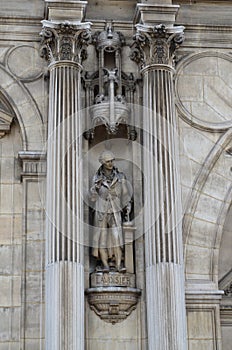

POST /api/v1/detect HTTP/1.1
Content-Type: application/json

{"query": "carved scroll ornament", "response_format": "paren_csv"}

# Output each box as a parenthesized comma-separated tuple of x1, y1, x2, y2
(40, 20, 91, 64)
(130, 24, 184, 68)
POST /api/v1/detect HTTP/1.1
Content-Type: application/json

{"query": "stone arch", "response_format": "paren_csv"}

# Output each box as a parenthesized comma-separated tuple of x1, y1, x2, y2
(218, 201, 232, 288)
(0, 64, 44, 151)
(183, 128, 232, 287)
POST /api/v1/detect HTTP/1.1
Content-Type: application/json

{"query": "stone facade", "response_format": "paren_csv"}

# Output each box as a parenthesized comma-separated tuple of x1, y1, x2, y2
(0, 1, 232, 350)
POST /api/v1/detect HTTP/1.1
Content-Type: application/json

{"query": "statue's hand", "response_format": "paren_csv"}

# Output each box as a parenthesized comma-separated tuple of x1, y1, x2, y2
(126, 202, 131, 215)
(90, 186, 98, 201)
(94, 178, 102, 190)
(124, 203, 131, 221)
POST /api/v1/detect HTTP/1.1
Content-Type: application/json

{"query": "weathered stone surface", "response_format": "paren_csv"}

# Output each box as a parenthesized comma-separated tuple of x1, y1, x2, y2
(91, 272, 136, 288)
(176, 54, 232, 129)
(0, 1, 232, 350)
(0, 0, 44, 17)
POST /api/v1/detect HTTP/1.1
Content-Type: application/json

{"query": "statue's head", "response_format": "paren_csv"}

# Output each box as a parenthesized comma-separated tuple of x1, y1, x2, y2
(99, 151, 115, 165)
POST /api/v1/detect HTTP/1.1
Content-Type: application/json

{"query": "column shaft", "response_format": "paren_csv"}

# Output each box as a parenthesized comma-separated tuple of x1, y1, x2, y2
(46, 61, 84, 350)
(142, 65, 187, 350)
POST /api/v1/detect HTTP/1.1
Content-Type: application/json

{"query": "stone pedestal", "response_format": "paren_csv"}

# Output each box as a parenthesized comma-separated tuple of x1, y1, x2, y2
(86, 222, 140, 325)
(91, 271, 136, 288)
(86, 271, 141, 324)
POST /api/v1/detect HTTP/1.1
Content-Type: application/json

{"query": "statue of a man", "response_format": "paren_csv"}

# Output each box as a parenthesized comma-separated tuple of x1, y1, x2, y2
(90, 151, 132, 273)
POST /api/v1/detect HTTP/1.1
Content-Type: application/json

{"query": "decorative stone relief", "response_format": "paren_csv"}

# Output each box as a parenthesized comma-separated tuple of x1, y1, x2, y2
(40, 20, 91, 64)
(130, 23, 184, 68)
(175, 52, 232, 132)
(0, 93, 15, 138)
(219, 269, 232, 298)
(86, 287, 141, 324)
(83, 21, 137, 139)
(6, 45, 44, 81)
(224, 284, 232, 297)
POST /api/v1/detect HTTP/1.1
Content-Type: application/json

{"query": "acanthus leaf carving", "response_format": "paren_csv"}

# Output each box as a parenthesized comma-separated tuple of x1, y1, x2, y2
(40, 20, 91, 64)
(130, 24, 185, 68)
(224, 283, 232, 297)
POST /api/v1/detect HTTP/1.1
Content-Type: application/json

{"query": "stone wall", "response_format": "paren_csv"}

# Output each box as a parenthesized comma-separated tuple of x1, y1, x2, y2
(0, 1, 231, 349)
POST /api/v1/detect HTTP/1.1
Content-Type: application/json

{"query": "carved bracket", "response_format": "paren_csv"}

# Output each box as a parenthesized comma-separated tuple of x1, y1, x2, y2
(86, 286, 141, 324)
(18, 151, 46, 178)
(88, 100, 130, 135)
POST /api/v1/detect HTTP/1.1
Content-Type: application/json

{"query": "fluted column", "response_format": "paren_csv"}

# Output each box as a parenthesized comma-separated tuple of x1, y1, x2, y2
(131, 18, 187, 350)
(40, 18, 91, 350)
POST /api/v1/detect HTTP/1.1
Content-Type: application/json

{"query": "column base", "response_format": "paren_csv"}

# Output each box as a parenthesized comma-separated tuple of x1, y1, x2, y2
(46, 261, 84, 350)
(146, 263, 187, 350)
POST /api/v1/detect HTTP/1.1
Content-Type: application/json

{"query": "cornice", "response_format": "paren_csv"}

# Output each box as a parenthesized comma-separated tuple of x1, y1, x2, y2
(86, 20, 134, 31)
(174, 0, 232, 4)
(0, 15, 231, 44)
(184, 24, 232, 31)
(175, 24, 232, 49)
(0, 16, 43, 42)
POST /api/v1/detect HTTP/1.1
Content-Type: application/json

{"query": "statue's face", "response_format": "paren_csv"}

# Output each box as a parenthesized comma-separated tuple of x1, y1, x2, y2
(103, 159, 114, 171)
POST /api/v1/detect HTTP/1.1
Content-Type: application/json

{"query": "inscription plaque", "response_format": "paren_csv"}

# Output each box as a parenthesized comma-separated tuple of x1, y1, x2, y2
(91, 272, 136, 288)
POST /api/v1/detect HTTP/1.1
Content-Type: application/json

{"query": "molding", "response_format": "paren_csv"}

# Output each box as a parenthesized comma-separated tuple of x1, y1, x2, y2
(220, 306, 232, 326)
(219, 269, 232, 296)
(134, 4, 180, 26)
(183, 24, 232, 31)
(180, 25, 232, 49)
(140, 63, 175, 74)
(87, 20, 133, 31)
(0, 16, 42, 42)
(45, 0, 88, 22)
(219, 270, 232, 326)
(174, 1, 232, 3)
(18, 151, 46, 178)
(48, 60, 82, 70)
(186, 290, 224, 301)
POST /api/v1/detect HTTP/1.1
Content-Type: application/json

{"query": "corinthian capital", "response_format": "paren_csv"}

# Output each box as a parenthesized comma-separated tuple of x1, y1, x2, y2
(130, 24, 184, 68)
(40, 20, 91, 64)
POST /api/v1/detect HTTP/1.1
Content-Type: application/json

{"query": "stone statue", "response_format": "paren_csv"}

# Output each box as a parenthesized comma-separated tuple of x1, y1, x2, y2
(90, 151, 132, 273)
